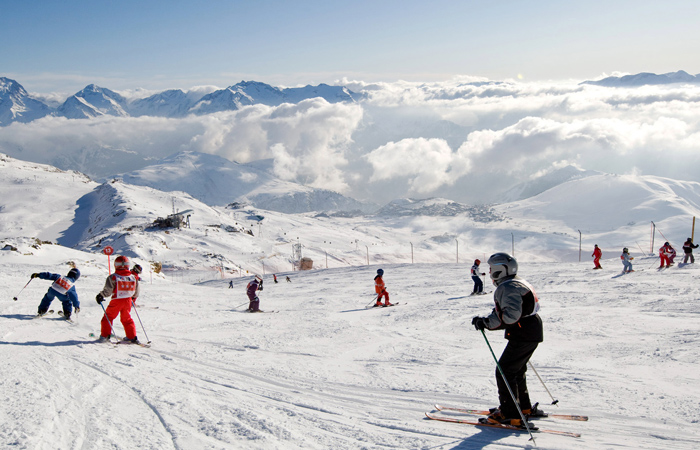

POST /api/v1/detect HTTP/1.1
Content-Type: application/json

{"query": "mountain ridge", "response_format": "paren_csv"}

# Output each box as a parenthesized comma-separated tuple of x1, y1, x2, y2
(0, 77, 359, 125)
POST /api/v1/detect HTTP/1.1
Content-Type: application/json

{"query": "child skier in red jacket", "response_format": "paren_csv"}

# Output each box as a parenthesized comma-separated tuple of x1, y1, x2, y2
(374, 269, 392, 307)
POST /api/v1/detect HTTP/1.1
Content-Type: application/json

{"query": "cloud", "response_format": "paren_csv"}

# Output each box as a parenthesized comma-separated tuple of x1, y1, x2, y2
(3, 78, 700, 205)
(365, 138, 459, 194)
(0, 98, 363, 191)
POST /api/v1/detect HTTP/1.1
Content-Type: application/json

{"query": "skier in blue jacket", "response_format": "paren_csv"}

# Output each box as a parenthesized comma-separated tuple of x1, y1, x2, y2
(32, 268, 81, 319)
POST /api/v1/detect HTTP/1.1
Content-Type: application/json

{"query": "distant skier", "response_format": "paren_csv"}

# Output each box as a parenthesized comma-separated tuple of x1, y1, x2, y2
(228, 280, 234, 289)
(286, 276, 291, 282)
(273, 274, 278, 283)
(96, 255, 142, 344)
(621, 248, 634, 273)
(471, 253, 544, 427)
(374, 268, 392, 307)
(470, 259, 486, 295)
(659, 243, 672, 268)
(667, 243, 677, 265)
(682, 237, 698, 264)
(32, 268, 81, 320)
(592, 244, 602, 269)
(246, 275, 263, 312)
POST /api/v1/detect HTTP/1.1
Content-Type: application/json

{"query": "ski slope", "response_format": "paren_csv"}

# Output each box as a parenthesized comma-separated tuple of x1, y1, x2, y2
(1, 239, 699, 449)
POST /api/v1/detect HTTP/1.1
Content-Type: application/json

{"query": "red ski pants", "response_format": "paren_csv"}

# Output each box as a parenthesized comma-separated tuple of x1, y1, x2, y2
(101, 297, 137, 339)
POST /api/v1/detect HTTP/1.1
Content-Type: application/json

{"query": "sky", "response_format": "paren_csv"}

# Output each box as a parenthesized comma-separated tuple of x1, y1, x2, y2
(3, 0, 700, 94)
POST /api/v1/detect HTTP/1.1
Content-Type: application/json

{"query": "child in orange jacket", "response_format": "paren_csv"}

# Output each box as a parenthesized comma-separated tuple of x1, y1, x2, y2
(374, 268, 392, 307)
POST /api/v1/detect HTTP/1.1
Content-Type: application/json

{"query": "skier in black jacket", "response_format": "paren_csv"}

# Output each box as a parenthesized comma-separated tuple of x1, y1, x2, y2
(472, 253, 543, 427)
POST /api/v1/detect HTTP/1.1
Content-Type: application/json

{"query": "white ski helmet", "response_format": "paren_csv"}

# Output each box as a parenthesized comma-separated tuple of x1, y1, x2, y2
(487, 252, 518, 281)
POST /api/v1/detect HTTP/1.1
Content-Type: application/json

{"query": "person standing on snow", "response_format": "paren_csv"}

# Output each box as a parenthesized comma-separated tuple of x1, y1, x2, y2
(32, 268, 81, 320)
(682, 238, 698, 264)
(667, 243, 677, 265)
(96, 255, 141, 344)
(471, 259, 486, 295)
(592, 244, 602, 269)
(659, 243, 672, 268)
(471, 253, 544, 427)
(621, 248, 634, 273)
(374, 268, 392, 307)
(246, 275, 263, 312)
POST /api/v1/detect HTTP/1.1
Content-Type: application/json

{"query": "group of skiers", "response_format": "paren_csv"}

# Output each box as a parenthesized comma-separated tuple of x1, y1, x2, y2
(591, 237, 698, 272)
(31, 256, 145, 345)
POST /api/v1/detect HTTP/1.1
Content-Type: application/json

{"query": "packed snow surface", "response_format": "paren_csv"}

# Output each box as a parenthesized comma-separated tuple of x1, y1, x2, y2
(1, 241, 699, 449)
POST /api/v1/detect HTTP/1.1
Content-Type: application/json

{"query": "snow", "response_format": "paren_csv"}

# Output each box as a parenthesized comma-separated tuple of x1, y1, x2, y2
(1, 153, 700, 449)
(2, 245, 700, 449)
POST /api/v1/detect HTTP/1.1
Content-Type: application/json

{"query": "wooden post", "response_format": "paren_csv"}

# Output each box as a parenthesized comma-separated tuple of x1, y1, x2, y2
(693, 216, 696, 241)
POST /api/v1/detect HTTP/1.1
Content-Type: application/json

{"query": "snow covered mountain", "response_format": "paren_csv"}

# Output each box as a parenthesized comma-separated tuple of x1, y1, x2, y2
(581, 70, 700, 87)
(502, 165, 602, 202)
(119, 151, 376, 214)
(189, 81, 357, 115)
(0, 77, 358, 125)
(0, 77, 359, 125)
(0, 77, 52, 125)
(129, 89, 195, 117)
(56, 84, 130, 119)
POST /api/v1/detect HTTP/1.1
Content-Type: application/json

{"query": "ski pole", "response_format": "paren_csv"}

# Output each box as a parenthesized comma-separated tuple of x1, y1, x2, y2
(480, 329, 537, 444)
(366, 295, 379, 308)
(235, 300, 250, 309)
(13, 278, 33, 301)
(528, 361, 558, 406)
(99, 302, 119, 338)
(130, 299, 151, 344)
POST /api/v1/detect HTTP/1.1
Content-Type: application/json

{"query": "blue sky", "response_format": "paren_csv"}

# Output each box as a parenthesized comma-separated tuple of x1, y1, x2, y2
(2, 0, 700, 93)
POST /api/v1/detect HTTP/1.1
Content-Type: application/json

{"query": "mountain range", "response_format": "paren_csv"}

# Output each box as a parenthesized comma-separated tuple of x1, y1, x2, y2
(3, 70, 700, 126)
(580, 70, 700, 87)
(0, 77, 357, 125)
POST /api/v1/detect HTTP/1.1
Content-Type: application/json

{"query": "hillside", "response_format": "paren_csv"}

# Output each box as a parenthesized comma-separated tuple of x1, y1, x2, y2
(2, 153, 700, 280)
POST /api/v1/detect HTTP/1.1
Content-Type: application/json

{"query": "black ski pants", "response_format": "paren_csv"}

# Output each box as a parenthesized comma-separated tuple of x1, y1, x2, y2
(496, 340, 539, 418)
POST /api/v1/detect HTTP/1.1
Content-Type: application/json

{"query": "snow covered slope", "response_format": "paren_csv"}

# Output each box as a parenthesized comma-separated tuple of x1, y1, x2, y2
(0, 240, 698, 449)
(0, 154, 96, 240)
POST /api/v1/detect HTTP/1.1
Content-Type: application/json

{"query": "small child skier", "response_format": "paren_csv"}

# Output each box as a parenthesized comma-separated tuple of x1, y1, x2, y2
(592, 244, 602, 269)
(246, 275, 263, 312)
(32, 268, 81, 320)
(621, 248, 634, 273)
(96, 255, 141, 344)
(374, 268, 392, 307)
(659, 243, 672, 268)
(471, 259, 486, 295)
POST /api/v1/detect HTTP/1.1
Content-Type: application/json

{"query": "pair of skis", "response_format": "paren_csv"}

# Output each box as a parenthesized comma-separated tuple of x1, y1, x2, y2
(365, 302, 402, 310)
(89, 332, 151, 348)
(426, 404, 585, 438)
(34, 310, 76, 323)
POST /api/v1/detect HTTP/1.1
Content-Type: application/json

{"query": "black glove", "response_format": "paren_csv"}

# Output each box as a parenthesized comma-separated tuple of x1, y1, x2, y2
(31, 273, 40, 279)
(472, 316, 487, 331)
(96, 293, 105, 304)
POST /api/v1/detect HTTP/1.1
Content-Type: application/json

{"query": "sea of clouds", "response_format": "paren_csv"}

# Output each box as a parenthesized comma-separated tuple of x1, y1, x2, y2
(2, 77, 699, 204)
